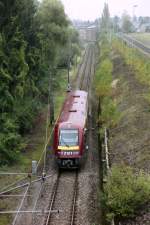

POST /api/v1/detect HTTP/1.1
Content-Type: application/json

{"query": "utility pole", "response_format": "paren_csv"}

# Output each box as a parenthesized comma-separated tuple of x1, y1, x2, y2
(49, 67, 54, 124)
(67, 35, 72, 92)
(67, 58, 71, 92)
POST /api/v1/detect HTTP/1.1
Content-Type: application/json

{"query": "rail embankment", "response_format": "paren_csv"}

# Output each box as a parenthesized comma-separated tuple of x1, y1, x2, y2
(94, 37, 150, 225)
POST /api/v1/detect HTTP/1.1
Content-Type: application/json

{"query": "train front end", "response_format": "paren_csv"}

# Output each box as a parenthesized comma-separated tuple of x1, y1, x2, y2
(54, 125, 84, 168)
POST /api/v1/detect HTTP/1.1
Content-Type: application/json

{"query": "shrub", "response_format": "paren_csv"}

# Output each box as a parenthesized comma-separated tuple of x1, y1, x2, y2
(94, 55, 121, 128)
(101, 97, 120, 127)
(103, 165, 150, 221)
(95, 59, 113, 98)
(0, 116, 22, 165)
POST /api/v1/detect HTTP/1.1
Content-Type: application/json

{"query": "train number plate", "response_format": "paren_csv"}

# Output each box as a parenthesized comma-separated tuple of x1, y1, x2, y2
(59, 151, 79, 156)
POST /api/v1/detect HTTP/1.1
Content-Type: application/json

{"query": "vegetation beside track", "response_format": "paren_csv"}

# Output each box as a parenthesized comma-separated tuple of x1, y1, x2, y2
(103, 166, 150, 222)
(0, 61, 79, 225)
(94, 34, 150, 224)
(113, 37, 150, 86)
(0, 0, 81, 166)
(0, 2, 81, 223)
(94, 39, 121, 133)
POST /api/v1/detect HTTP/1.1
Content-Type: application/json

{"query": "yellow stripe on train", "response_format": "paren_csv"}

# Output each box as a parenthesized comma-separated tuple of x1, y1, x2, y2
(58, 146, 79, 151)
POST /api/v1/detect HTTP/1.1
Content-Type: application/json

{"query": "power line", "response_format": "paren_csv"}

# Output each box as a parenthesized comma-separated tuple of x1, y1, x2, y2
(12, 184, 30, 225)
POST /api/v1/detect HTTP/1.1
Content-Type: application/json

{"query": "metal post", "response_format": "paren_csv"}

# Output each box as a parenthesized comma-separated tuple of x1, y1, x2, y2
(67, 59, 71, 92)
(49, 68, 54, 124)
(32, 161, 37, 175)
(104, 128, 110, 171)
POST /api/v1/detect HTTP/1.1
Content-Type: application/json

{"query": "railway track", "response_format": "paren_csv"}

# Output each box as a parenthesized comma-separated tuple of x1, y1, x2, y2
(41, 44, 95, 225)
(76, 44, 94, 91)
(117, 33, 150, 57)
(43, 170, 78, 225)
(75, 44, 94, 90)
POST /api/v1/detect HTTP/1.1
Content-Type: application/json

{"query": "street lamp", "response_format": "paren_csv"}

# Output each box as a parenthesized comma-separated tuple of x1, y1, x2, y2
(132, 5, 138, 21)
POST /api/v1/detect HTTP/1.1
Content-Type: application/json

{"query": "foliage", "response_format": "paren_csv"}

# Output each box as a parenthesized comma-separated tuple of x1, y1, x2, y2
(103, 165, 150, 221)
(94, 42, 120, 128)
(0, 115, 22, 164)
(37, 0, 69, 65)
(112, 16, 120, 32)
(95, 59, 113, 98)
(101, 97, 121, 128)
(121, 11, 134, 33)
(95, 58, 120, 128)
(100, 2, 111, 36)
(0, 0, 80, 165)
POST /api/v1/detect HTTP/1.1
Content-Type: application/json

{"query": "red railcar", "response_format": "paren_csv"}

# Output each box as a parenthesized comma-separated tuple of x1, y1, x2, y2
(53, 90, 88, 168)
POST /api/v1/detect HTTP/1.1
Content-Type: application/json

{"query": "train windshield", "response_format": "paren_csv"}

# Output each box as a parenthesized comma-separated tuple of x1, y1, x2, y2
(59, 129, 78, 146)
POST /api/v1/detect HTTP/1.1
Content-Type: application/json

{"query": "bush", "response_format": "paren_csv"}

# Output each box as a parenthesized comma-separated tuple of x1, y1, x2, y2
(0, 117, 22, 165)
(103, 165, 150, 221)
(101, 97, 120, 127)
(94, 55, 121, 128)
(95, 59, 113, 98)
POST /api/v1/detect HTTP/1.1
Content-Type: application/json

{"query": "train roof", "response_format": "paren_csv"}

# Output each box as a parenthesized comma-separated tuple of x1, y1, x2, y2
(57, 90, 88, 129)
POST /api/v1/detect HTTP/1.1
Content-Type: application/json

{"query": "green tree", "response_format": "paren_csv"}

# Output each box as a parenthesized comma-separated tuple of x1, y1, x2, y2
(37, 0, 69, 65)
(121, 11, 133, 33)
(100, 3, 111, 36)
(112, 16, 120, 33)
(0, 0, 80, 165)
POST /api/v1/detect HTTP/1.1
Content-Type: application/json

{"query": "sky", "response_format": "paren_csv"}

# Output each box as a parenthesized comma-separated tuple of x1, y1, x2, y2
(61, 0, 150, 21)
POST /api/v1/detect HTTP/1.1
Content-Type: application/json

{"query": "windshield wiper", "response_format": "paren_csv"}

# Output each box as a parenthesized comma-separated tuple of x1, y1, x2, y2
(61, 139, 69, 147)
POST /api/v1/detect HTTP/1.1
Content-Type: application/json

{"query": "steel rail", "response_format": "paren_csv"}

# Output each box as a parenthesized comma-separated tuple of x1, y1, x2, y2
(123, 34, 150, 53)
(42, 171, 79, 225)
(81, 45, 94, 92)
(81, 47, 90, 90)
(44, 172, 61, 225)
(117, 33, 150, 57)
(76, 49, 87, 80)
(70, 170, 78, 225)
(86, 46, 93, 91)
(0, 210, 62, 214)
(76, 46, 90, 90)
(79, 46, 91, 90)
